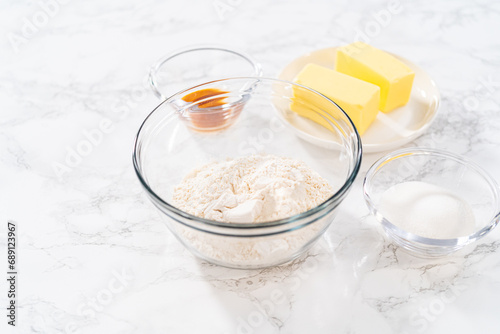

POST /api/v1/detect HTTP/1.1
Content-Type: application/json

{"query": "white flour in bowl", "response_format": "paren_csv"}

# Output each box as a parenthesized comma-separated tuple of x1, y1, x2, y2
(170, 154, 334, 267)
(173, 154, 333, 223)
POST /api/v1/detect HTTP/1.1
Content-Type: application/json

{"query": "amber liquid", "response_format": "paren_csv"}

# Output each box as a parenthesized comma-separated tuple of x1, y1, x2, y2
(181, 88, 244, 131)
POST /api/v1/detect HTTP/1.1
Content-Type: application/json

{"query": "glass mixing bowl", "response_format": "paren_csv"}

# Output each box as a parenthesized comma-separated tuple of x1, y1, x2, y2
(133, 77, 362, 269)
(364, 148, 500, 257)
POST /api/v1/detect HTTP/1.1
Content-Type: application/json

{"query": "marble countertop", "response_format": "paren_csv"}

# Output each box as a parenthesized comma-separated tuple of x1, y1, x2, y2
(2, 0, 500, 333)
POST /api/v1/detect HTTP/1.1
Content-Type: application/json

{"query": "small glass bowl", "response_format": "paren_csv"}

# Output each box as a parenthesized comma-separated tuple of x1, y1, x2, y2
(149, 45, 262, 132)
(149, 45, 262, 101)
(364, 148, 500, 257)
(133, 77, 362, 269)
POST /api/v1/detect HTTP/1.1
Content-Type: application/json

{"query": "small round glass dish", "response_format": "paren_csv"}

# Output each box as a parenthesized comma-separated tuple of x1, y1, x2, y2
(133, 77, 362, 269)
(149, 45, 262, 101)
(364, 148, 500, 257)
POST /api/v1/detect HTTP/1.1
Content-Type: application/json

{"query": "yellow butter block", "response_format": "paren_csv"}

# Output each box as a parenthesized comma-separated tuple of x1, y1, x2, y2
(336, 42, 415, 113)
(292, 63, 380, 136)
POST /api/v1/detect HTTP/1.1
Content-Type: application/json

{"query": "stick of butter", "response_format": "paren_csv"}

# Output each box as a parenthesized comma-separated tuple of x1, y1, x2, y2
(336, 42, 415, 113)
(291, 63, 380, 136)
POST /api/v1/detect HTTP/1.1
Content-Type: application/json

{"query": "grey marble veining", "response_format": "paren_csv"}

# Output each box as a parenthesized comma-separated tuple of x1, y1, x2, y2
(1, 0, 500, 333)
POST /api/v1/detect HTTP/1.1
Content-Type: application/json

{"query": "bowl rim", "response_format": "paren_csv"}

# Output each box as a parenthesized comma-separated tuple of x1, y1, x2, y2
(363, 147, 500, 245)
(149, 44, 263, 101)
(133, 76, 363, 230)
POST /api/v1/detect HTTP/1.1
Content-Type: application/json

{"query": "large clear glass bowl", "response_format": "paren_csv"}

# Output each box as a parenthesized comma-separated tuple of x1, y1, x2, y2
(133, 77, 362, 269)
(364, 148, 500, 257)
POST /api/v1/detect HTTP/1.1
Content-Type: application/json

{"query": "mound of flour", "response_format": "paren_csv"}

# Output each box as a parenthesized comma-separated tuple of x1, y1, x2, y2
(173, 154, 333, 223)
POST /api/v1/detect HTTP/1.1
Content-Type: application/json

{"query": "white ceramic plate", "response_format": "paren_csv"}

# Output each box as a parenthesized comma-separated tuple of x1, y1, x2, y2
(277, 47, 440, 153)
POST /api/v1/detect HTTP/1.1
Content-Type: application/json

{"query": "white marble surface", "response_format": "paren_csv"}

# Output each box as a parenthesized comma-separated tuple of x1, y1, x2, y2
(1, 0, 500, 333)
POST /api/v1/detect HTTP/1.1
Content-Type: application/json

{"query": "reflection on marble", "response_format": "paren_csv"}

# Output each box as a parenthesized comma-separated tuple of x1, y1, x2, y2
(1, 0, 500, 333)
